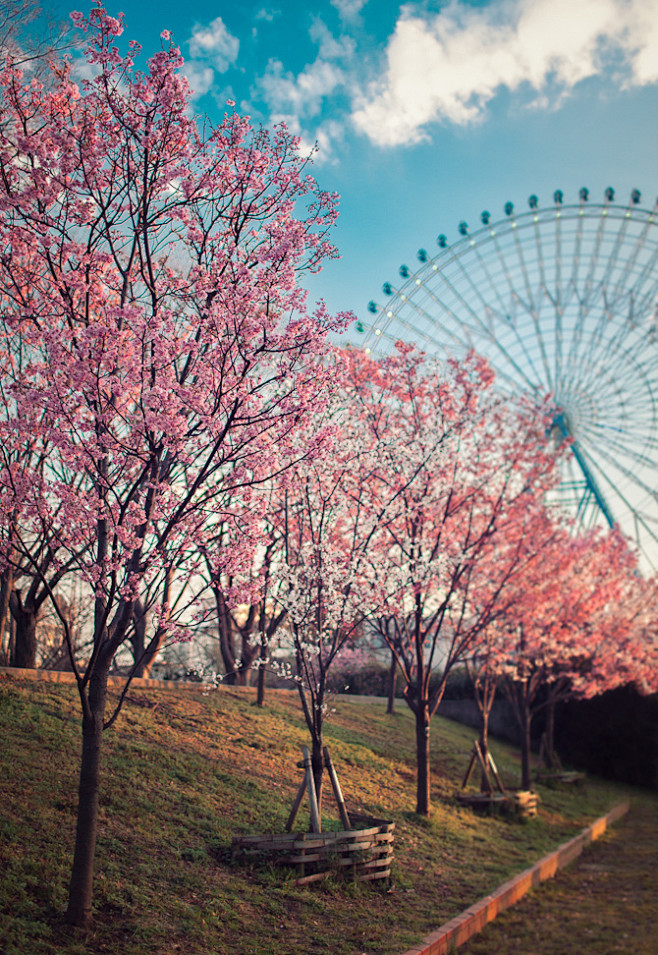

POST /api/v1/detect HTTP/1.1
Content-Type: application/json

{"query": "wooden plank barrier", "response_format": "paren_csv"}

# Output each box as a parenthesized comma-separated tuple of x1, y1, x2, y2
(232, 748, 394, 886)
(456, 789, 538, 818)
(232, 812, 395, 886)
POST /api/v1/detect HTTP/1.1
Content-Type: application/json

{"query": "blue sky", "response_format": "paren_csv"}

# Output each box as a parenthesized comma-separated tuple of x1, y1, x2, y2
(21, 1, 658, 561)
(53, 0, 658, 327)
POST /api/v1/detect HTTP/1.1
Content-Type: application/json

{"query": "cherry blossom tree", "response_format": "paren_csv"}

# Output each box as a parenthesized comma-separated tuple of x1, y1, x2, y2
(465, 510, 572, 783)
(346, 344, 560, 815)
(0, 0, 80, 75)
(600, 573, 658, 699)
(0, 4, 347, 926)
(0, 400, 90, 667)
(198, 497, 288, 691)
(266, 372, 385, 808)
(479, 524, 640, 789)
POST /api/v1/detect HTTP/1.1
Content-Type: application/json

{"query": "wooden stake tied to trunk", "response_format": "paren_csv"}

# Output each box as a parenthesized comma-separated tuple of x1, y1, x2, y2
(460, 740, 506, 795)
(286, 746, 351, 833)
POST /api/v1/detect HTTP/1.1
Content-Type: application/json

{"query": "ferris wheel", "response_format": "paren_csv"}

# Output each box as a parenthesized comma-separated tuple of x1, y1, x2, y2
(359, 187, 658, 570)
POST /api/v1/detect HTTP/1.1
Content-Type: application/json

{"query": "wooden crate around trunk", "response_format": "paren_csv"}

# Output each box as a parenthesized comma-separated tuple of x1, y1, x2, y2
(231, 813, 395, 886)
(456, 790, 539, 819)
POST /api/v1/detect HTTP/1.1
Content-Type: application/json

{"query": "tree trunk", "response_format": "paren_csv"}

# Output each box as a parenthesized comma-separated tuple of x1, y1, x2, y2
(6, 610, 15, 666)
(235, 660, 253, 687)
(0, 567, 14, 662)
(476, 674, 497, 792)
(311, 735, 324, 817)
(546, 696, 556, 768)
(520, 700, 533, 790)
(215, 587, 238, 685)
(294, 676, 325, 818)
(65, 663, 109, 927)
(9, 591, 38, 669)
(256, 635, 267, 706)
(479, 718, 490, 792)
(130, 600, 166, 678)
(386, 650, 397, 714)
(415, 698, 431, 816)
(235, 635, 261, 687)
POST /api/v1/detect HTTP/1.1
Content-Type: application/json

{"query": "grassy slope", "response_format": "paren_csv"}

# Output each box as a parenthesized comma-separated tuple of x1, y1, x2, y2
(0, 675, 636, 955)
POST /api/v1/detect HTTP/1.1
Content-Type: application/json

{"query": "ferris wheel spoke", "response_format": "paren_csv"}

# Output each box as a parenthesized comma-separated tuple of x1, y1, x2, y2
(568, 202, 586, 297)
(423, 258, 502, 341)
(586, 453, 658, 547)
(608, 205, 656, 313)
(416, 260, 546, 393)
(479, 233, 555, 388)
(402, 291, 538, 394)
(591, 438, 658, 494)
(449, 233, 512, 320)
(368, 294, 458, 353)
(588, 442, 656, 510)
(582, 202, 611, 300)
(627, 221, 658, 320)
(532, 213, 565, 396)
(510, 221, 555, 391)
(577, 297, 630, 376)
(634, 276, 658, 325)
(573, 225, 614, 374)
(595, 207, 634, 312)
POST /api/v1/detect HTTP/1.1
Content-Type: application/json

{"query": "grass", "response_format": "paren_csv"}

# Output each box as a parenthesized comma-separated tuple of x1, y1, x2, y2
(0, 674, 638, 955)
(458, 796, 658, 954)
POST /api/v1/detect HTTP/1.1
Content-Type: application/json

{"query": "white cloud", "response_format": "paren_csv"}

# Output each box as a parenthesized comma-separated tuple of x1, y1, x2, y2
(331, 0, 368, 23)
(254, 8, 280, 23)
(351, 0, 658, 146)
(188, 16, 239, 72)
(258, 20, 354, 120)
(181, 60, 215, 99)
(269, 113, 316, 158)
(255, 18, 357, 157)
(269, 113, 344, 164)
(70, 56, 100, 86)
(312, 119, 345, 163)
(183, 16, 239, 101)
(309, 19, 356, 60)
(261, 57, 347, 118)
(626, 0, 658, 84)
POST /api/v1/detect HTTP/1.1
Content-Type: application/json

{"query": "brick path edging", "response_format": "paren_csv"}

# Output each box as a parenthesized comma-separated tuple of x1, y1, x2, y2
(400, 800, 630, 955)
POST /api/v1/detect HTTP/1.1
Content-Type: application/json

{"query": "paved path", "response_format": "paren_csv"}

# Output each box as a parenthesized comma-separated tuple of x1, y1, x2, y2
(457, 795, 658, 955)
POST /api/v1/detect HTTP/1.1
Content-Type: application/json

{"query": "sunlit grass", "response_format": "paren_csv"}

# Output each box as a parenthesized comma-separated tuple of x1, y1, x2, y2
(0, 676, 634, 955)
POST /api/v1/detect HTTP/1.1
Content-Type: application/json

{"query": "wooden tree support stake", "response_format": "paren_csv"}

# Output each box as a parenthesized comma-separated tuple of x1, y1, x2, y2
(286, 745, 352, 833)
(487, 751, 506, 794)
(323, 746, 352, 830)
(286, 746, 321, 833)
(285, 779, 308, 833)
(461, 740, 506, 795)
(303, 747, 322, 833)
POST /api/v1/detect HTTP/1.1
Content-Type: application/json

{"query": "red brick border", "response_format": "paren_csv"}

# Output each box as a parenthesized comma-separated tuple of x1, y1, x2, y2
(399, 800, 630, 955)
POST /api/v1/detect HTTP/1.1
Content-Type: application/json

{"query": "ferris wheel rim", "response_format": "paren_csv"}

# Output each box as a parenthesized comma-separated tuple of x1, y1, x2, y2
(358, 186, 658, 571)
(364, 195, 658, 351)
